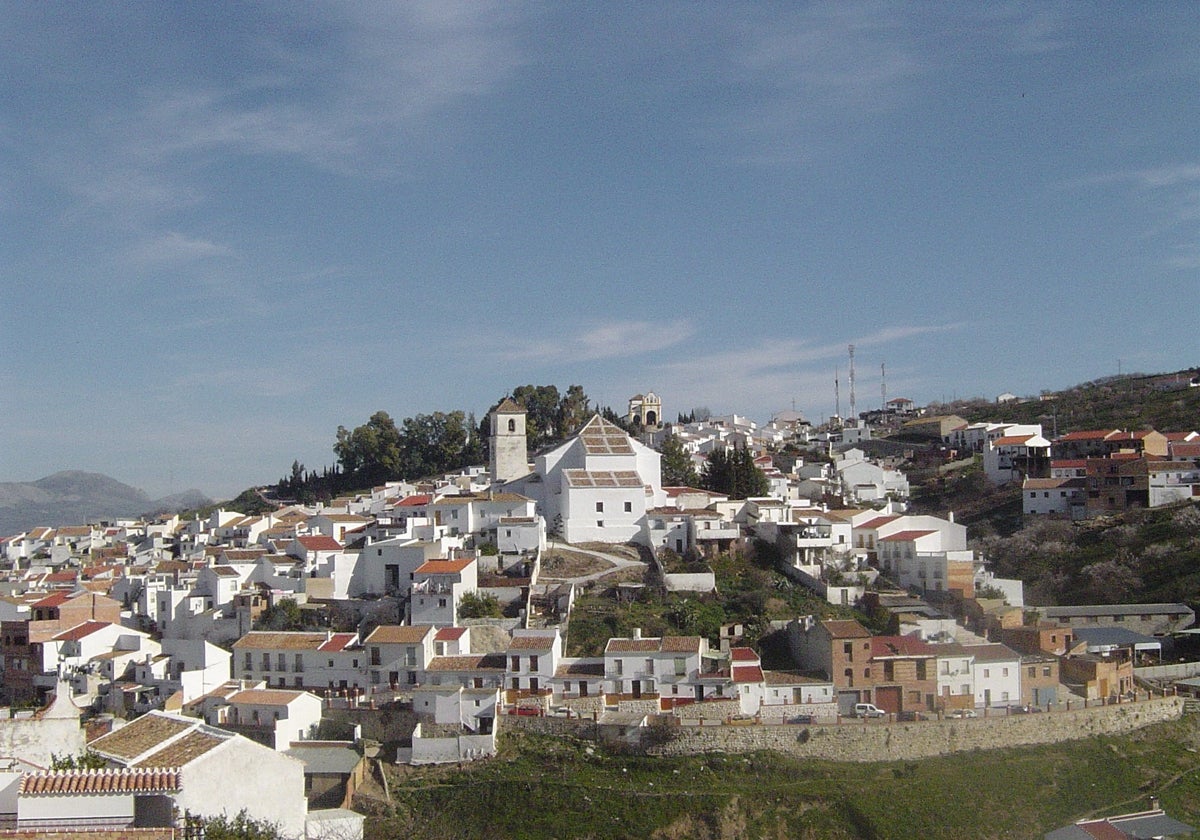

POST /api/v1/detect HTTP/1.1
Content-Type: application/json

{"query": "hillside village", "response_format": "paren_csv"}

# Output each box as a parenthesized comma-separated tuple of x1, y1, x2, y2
(0, 388, 1198, 838)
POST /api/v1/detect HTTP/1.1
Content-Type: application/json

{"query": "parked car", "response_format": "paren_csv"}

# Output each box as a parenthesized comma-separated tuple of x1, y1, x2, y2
(790, 714, 815, 725)
(1007, 704, 1043, 715)
(897, 710, 928, 722)
(947, 708, 978, 719)
(853, 703, 886, 719)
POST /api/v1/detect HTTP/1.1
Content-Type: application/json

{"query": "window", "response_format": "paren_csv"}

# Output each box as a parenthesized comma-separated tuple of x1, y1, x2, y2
(277, 654, 285, 671)
(597, 520, 604, 528)
(370, 647, 381, 666)
(530, 655, 539, 671)
(1043, 666, 1052, 677)
(244, 652, 252, 669)
(438, 598, 447, 609)
(1028, 666, 1035, 678)
(262, 653, 270, 670)
(615, 659, 623, 675)
(983, 668, 990, 678)
(675, 658, 686, 676)
(511, 655, 520, 671)
(624, 501, 632, 513)
(596, 502, 604, 513)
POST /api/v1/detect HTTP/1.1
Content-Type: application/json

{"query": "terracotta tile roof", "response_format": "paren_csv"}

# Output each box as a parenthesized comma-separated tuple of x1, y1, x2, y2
(435, 627, 467, 641)
(233, 631, 349, 651)
(209, 566, 240, 577)
(1051, 459, 1088, 468)
(870, 636, 936, 658)
(52, 620, 112, 642)
(732, 665, 764, 683)
(507, 635, 555, 651)
(729, 647, 758, 662)
(414, 559, 474, 575)
(396, 495, 433, 507)
(662, 638, 705, 657)
(365, 625, 434, 645)
(425, 654, 506, 672)
(135, 730, 226, 768)
(89, 714, 194, 761)
(821, 619, 870, 639)
(1058, 429, 1119, 441)
(857, 515, 899, 530)
(992, 434, 1036, 446)
(878, 530, 938, 542)
(19, 768, 181, 796)
(563, 469, 644, 488)
(605, 638, 661, 653)
(555, 661, 605, 677)
(228, 688, 310, 706)
(318, 633, 358, 652)
(30, 591, 73, 609)
(296, 535, 342, 552)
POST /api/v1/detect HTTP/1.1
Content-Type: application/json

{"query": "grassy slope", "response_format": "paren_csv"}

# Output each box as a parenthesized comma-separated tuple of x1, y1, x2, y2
(366, 718, 1200, 839)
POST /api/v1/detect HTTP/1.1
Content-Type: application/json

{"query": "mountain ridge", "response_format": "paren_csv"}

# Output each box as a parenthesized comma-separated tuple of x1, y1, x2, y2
(0, 471, 210, 536)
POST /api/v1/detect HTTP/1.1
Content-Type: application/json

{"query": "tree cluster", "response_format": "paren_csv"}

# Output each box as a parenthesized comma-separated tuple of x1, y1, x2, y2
(700, 447, 770, 499)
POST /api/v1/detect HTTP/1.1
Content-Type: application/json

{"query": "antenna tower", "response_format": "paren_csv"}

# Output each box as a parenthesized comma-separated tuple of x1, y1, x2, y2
(848, 344, 856, 422)
(834, 367, 841, 421)
(881, 361, 886, 410)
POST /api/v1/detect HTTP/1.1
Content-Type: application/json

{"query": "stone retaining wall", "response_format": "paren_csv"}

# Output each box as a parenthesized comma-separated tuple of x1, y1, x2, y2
(647, 697, 1184, 761)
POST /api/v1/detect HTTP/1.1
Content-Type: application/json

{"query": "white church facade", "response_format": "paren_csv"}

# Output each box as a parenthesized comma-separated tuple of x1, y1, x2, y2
(495, 406, 665, 546)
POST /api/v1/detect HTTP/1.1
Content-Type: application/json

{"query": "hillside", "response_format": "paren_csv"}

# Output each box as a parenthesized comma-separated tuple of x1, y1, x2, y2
(0, 471, 209, 536)
(363, 719, 1200, 839)
(930, 368, 1200, 434)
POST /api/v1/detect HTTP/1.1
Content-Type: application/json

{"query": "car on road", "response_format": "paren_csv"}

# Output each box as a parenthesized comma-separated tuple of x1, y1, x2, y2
(853, 703, 886, 719)
(947, 708, 978, 719)
(897, 710, 929, 722)
(1007, 704, 1043, 714)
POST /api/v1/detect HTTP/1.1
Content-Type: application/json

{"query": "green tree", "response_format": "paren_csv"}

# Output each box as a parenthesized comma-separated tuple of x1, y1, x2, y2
(50, 751, 107, 770)
(334, 410, 403, 485)
(254, 598, 305, 631)
(558, 384, 591, 437)
(458, 591, 502, 619)
(701, 447, 769, 499)
(187, 810, 284, 840)
(512, 384, 562, 446)
(659, 433, 699, 487)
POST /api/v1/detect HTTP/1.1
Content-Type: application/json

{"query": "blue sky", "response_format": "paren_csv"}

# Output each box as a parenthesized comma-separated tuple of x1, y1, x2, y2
(2, 3, 1197, 500)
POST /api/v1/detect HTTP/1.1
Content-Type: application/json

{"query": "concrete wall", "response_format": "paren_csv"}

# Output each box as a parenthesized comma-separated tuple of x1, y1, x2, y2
(0, 711, 86, 769)
(410, 724, 496, 764)
(646, 697, 1183, 762)
(176, 737, 307, 839)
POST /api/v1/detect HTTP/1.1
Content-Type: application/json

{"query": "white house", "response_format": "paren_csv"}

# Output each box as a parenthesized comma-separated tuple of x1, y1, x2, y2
(409, 558, 478, 627)
(88, 710, 308, 838)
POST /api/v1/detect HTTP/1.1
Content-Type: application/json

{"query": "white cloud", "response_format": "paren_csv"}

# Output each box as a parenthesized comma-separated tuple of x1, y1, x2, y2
(125, 231, 234, 267)
(508, 320, 695, 364)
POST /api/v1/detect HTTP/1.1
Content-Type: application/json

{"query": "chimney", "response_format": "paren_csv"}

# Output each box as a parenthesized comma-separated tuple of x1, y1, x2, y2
(633, 628, 641, 640)
(1149, 795, 1160, 811)
(948, 511, 955, 523)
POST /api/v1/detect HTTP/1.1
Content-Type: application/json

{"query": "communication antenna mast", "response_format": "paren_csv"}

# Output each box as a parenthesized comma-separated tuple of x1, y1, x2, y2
(881, 361, 887, 411)
(848, 344, 856, 423)
(834, 367, 841, 422)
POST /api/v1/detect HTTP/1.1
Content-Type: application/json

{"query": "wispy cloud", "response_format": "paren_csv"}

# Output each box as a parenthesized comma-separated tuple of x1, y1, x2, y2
(508, 320, 695, 364)
(652, 323, 963, 416)
(1090, 162, 1200, 268)
(125, 232, 234, 267)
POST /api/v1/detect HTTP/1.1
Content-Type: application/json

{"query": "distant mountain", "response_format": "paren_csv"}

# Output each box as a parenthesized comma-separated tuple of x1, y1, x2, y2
(0, 471, 211, 536)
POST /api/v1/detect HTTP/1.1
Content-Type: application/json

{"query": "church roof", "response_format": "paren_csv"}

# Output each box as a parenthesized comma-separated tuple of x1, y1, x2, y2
(578, 415, 635, 455)
(564, 469, 644, 488)
(494, 397, 524, 414)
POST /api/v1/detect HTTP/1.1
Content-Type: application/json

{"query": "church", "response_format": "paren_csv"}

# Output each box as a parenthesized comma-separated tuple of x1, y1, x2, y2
(490, 400, 665, 545)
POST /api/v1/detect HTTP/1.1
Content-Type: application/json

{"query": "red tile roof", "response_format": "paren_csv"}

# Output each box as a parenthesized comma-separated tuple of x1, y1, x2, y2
(871, 636, 936, 657)
(30, 591, 72, 609)
(52, 620, 112, 642)
(296, 535, 342, 552)
(821, 620, 870, 639)
(878, 530, 938, 542)
(435, 627, 467, 641)
(858, 516, 899, 530)
(20, 768, 181, 795)
(396, 495, 433, 507)
(1058, 429, 1119, 441)
(729, 647, 759, 662)
(414, 558, 474, 575)
(732, 665, 764, 683)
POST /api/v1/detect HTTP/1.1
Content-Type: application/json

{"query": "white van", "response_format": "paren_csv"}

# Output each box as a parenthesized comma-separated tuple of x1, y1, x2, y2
(853, 703, 886, 718)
